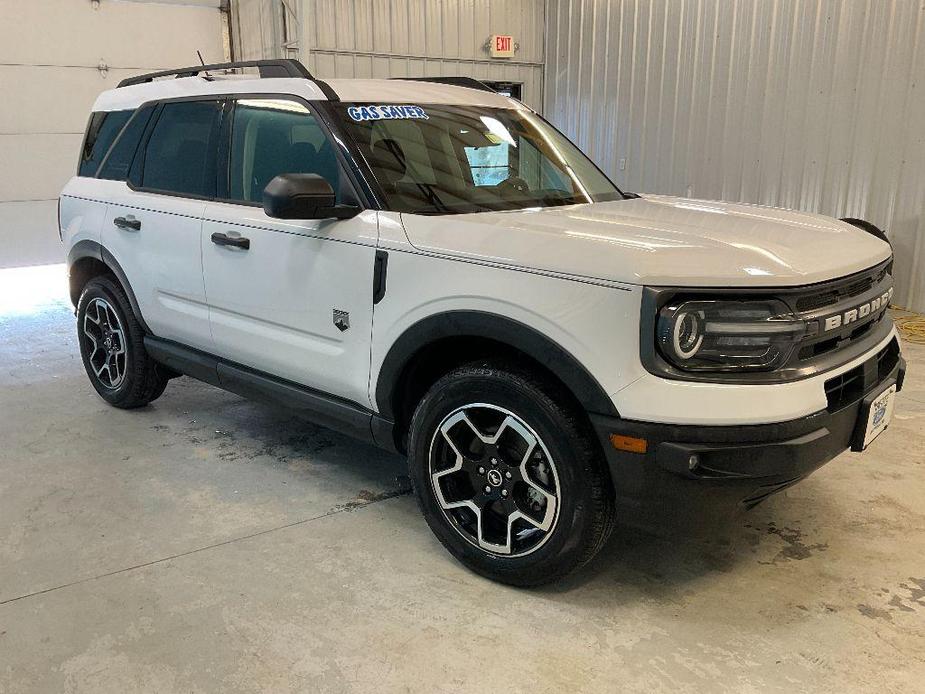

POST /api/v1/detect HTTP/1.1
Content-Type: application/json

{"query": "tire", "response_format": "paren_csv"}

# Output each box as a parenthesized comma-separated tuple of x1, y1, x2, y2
(408, 360, 616, 586)
(76, 275, 168, 409)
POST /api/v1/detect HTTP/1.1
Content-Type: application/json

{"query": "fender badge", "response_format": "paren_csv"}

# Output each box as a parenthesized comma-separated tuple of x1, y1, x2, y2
(333, 309, 350, 332)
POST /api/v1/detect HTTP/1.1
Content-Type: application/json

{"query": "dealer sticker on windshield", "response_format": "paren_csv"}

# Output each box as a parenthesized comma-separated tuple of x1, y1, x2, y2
(347, 105, 429, 122)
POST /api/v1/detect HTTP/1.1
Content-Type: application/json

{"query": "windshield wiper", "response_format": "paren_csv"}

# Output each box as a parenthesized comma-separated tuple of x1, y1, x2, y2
(412, 182, 450, 212)
(408, 204, 451, 215)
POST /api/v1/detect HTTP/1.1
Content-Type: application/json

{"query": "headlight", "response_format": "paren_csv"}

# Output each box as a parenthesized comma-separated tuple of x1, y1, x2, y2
(656, 299, 808, 372)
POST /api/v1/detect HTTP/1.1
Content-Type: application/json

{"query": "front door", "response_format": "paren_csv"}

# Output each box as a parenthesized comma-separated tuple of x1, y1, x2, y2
(201, 97, 378, 408)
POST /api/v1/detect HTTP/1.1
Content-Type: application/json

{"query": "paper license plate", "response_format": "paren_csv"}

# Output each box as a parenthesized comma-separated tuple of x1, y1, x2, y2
(861, 384, 897, 449)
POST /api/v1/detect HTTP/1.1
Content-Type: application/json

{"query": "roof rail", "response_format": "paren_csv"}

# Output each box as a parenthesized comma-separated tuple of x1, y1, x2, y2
(393, 76, 496, 93)
(117, 59, 309, 87)
(116, 58, 340, 101)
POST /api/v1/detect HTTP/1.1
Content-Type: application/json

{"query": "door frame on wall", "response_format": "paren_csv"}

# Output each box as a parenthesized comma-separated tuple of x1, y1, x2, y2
(482, 81, 523, 100)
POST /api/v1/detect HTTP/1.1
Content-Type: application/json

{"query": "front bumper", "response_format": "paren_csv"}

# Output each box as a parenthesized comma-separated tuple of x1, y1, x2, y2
(591, 338, 905, 517)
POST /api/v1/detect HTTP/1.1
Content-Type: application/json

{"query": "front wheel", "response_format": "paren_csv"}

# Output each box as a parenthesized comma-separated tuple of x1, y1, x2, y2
(408, 361, 616, 586)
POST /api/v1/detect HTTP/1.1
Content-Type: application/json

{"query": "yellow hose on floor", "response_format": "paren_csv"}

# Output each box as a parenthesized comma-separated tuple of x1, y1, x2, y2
(891, 306, 925, 344)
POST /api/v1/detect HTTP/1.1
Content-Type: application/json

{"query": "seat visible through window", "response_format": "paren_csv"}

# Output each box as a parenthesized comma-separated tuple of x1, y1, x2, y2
(141, 100, 221, 197)
(228, 98, 341, 204)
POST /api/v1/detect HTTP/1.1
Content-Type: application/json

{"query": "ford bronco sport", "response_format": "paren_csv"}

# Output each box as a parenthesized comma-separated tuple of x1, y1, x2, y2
(60, 59, 905, 586)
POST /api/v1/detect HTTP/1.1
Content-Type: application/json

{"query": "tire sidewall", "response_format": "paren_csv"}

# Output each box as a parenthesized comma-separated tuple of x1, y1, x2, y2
(76, 277, 135, 405)
(409, 367, 602, 583)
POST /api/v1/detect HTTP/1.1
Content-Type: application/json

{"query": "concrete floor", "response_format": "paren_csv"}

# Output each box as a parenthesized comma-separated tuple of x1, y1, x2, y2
(1, 267, 924, 694)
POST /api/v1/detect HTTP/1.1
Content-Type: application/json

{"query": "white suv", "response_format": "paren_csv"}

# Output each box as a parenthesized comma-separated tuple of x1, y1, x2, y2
(60, 59, 905, 585)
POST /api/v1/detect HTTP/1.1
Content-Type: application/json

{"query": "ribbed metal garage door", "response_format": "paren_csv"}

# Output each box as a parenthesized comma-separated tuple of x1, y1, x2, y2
(0, 0, 226, 268)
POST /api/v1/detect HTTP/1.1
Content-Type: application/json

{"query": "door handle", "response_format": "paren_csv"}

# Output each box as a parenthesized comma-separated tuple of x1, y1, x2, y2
(211, 232, 250, 250)
(113, 215, 141, 231)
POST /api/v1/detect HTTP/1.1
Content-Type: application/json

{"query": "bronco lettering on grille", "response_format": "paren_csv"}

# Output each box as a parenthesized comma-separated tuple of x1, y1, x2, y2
(822, 288, 893, 332)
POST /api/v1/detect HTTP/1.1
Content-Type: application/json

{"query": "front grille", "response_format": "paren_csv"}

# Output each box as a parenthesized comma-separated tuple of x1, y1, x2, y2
(824, 338, 899, 411)
(795, 264, 889, 313)
(788, 261, 893, 365)
(797, 317, 879, 360)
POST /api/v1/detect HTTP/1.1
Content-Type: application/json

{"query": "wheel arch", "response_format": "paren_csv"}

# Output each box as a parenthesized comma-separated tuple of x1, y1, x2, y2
(67, 240, 150, 334)
(375, 311, 619, 449)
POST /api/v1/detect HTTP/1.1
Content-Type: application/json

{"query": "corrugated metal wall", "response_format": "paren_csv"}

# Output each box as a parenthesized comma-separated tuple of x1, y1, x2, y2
(232, 0, 546, 109)
(546, 0, 925, 312)
(303, 0, 545, 108)
(232, 0, 276, 59)
(232, 0, 283, 59)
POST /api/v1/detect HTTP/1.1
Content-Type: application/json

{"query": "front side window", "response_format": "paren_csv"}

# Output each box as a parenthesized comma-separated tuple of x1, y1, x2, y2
(141, 100, 222, 197)
(333, 104, 622, 214)
(79, 110, 132, 177)
(227, 98, 340, 204)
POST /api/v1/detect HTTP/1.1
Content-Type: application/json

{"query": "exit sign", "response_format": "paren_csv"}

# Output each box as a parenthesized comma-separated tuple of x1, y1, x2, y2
(490, 34, 515, 58)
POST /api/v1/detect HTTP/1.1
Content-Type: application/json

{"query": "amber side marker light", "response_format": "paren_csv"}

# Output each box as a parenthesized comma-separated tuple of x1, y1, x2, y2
(609, 434, 648, 454)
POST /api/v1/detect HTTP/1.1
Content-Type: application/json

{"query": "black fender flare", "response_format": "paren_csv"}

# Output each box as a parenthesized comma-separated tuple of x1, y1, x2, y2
(374, 310, 619, 421)
(67, 240, 151, 334)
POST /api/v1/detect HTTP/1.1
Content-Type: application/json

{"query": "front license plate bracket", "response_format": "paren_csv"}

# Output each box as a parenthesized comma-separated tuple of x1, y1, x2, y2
(851, 379, 897, 452)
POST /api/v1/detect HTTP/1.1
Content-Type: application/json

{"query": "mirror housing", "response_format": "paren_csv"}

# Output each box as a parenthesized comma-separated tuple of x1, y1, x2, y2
(263, 173, 359, 220)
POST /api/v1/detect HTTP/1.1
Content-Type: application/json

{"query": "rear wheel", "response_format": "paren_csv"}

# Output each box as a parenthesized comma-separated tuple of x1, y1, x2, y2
(408, 361, 616, 586)
(76, 276, 168, 408)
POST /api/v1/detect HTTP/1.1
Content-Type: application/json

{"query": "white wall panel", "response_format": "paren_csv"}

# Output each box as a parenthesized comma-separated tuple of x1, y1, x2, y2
(546, 0, 925, 312)
(0, 202, 62, 269)
(0, 135, 84, 202)
(0, 0, 225, 267)
(0, 0, 224, 68)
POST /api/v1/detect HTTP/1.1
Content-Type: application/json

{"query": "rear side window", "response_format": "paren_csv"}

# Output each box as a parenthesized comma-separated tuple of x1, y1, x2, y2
(141, 100, 222, 198)
(79, 110, 132, 177)
(99, 105, 155, 182)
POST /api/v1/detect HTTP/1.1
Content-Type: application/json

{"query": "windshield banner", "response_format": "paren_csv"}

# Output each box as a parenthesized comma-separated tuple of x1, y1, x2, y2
(347, 105, 430, 122)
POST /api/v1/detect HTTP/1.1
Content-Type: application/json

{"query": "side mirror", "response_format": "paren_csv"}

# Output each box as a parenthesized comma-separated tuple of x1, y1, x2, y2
(263, 173, 359, 220)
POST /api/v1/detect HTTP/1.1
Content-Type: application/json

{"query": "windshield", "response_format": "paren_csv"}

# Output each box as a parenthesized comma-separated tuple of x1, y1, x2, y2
(332, 103, 623, 214)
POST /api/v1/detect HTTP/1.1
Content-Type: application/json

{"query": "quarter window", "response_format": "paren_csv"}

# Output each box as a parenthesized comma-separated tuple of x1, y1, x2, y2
(80, 110, 132, 177)
(141, 100, 222, 197)
(228, 98, 340, 204)
(98, 105, 156, 182)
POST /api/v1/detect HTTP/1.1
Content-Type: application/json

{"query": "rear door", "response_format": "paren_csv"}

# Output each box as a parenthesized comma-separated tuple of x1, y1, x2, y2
(201, 96, 378, 407)
(100, 99, 223, 351)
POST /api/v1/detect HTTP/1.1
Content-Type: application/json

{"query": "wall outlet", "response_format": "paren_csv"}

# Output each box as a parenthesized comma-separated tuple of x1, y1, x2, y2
(619, 158, 627, 171)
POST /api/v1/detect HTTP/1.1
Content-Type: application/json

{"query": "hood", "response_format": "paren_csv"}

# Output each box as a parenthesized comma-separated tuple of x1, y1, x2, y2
(398, 195, 893, 287)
